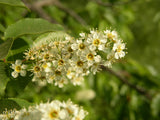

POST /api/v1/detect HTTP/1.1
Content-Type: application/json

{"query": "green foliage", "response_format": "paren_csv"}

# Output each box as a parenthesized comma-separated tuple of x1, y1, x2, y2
(4, 18, 64, 39)
(0, 0, 28, 9)
(151, 94, 160, 117)
(34, 31, 68, 44)
(0, 38, 14, 59)
(0, 24, 5, 32)
(0, 0, 160, 119)
(0, 62, 10, 95)
(5, 71, 33, 97)
(0, 98, 33, 113)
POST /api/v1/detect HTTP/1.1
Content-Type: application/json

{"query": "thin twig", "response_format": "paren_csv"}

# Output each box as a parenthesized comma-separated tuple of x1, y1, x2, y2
(92, 0, 136, 7)
(33, 0, 87, 26)
(101, 65, 152, 100)
(22, 0, 58, 24)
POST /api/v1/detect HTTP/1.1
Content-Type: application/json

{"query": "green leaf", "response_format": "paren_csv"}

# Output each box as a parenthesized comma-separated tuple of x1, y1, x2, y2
(0, 24, 5, 32)
(0, 98, 33, 113)
(4, 18, 64, 39)
(0, 0, 28, 10)
(6, 38, 30, 61)
(0, 62, 10, 95)
(0, 39, 14, 60)
(34, 31, 68, 44)
(5, 71, 33, 95)
(151, 94, 160, 116)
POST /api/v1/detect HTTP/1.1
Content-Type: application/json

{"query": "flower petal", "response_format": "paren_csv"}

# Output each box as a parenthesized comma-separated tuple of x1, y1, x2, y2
(12, 71, 18, 78)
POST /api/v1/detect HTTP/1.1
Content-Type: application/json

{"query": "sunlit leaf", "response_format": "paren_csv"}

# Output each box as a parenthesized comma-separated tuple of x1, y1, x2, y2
(0, 0, 28, 10)
(4, 18, 64, 39)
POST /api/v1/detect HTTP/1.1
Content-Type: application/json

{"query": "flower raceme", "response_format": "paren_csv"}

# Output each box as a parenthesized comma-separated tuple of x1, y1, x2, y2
(0, 99, 88, 120)
(10, 29, 126, 87)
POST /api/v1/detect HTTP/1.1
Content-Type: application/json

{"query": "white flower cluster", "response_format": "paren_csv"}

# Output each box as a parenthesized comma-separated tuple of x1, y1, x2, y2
(0, 99, 88, 120)
(11, 29, 126, 87)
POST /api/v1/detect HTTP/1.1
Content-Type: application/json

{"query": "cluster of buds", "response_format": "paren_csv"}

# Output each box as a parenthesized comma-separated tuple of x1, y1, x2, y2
(11, 29, 126, 87)
(0, 99, 88, 120)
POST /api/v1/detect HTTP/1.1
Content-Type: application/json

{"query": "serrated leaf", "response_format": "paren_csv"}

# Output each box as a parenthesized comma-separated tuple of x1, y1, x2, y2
(0, 98, 33, 113)
(4, 18, 64, 39)
(0, 38, 14, 60)
(0, 62, 10, 95)
(0, 24, 5, 32)
(0, 0, 28, 10)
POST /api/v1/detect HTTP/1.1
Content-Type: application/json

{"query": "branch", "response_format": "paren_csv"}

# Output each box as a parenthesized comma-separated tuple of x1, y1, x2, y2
(100, 65, 152, 100)
(92, 0, 136, 7)
(22, 0, 58, 24)
(33, 0, 87, 26)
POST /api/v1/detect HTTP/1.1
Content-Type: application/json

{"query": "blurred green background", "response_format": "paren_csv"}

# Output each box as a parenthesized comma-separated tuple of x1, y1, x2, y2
(0, 0, 160, 119)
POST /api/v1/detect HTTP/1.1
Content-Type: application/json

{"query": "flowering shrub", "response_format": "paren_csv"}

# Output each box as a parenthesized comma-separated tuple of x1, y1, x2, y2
(10, 29, 126, 87)
(0, 99, 88, 120)
(1, 0, 160, 119)
(0, 28, 126, 120)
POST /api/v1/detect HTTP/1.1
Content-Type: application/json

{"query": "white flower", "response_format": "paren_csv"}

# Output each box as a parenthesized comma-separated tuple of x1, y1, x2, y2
(32, 71, 48, 86)
(62, 99, 79, 116)
(42, 62, 52, 72)
(1, 99, 88, 120)
(104, 61, 112, 68)
(69, 56, 88, 76)
(72, 109, 88, 120)
(113, 40, 125, 59)
(79, 32, 85, 38)
(55, 78, 68, 88)
(71, 76, 84, 86)
(1, 109, 17, 120)
(11, 60, 27, 78)
(15, 107, 41, 120)
(59, 109, 69, 119)
(71, 39, 89, 56)
(87, 30, 107, 51)
(39, 101, 60, 120)
(104, 30, 118, 42)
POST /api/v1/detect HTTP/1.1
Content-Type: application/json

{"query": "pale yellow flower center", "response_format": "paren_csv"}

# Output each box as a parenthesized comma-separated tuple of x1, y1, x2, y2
(87, 53, 94, 60)
(107, 33, 114, 40)
(42, 63, 48, 69)
(34, 66, 40, 72)
(49, 110, 59, 119)
(66, 108, 73, 114)
(117, 45, 122, 52)
(79, 43, 85, 50)
(76, 116, 81, 120)
(58, 59, 64, 66)
(15, 66, 21, 72)
(44, 54, 50, 60)
(76, 61, 84, 67)
(93, 39, 101, 46)
(28, 50, 33, 56)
